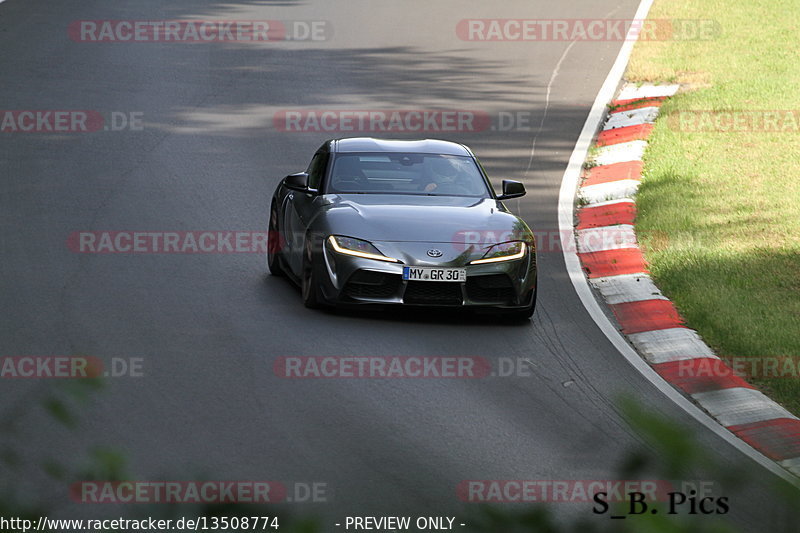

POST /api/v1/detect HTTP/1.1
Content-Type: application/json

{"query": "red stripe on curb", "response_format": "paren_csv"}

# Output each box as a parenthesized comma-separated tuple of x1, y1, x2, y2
(573, 86, 800, 477)
(727, 418, 800, 461)
(582, 161, 644, 186)
(578, 249, 648, 278)
(609, 299, 685, 334)
(610, 97, 667, 112)
(653, 358, 754, 395)
(596, 124, 654, 147)
(577, 202, 637, 230)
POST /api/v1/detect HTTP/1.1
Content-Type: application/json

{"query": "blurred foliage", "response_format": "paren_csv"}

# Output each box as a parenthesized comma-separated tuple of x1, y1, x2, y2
(464, 395, 800, 533)
(0, 378, 318, 532)
(3, 383, 800, 533)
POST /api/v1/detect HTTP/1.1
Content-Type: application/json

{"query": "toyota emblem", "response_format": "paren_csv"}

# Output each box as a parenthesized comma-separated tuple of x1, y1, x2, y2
(426, 249, 443, 258)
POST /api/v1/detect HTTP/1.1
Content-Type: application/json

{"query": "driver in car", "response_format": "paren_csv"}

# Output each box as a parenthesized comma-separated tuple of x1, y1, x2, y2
(422, 157, 463, 193)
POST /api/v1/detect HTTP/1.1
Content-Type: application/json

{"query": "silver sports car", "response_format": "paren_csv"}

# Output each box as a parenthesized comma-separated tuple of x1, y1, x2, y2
(268, 138, 537, 319)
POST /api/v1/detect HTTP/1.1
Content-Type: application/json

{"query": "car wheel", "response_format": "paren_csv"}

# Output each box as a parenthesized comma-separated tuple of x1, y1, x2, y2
(267, 202, 284, 276)
(301, 240, 321, 309)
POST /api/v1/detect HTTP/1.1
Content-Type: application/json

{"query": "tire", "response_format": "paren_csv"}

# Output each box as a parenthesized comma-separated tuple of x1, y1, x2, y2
(301, 240, 321, 309)
(267, 203, 284, 276)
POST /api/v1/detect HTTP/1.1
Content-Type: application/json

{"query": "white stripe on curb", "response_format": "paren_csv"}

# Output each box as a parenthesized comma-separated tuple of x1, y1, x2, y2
(579, 180, 639, 204)
(557, 0, 799, 485)
(604, 107, 661, 130)
(576, 225, 638, 253)
(617, 83, 680, 100)
(780, 458, 800, 477)
(692, 388, 798, 428)
(628, 328, 717, 364)
(581, 198, 636, 210)
(589, 273, 668, 304)
(591, 140, 647, 165)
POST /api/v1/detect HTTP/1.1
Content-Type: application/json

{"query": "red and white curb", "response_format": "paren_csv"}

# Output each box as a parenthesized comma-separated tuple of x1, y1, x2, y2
(574, 82, 800, 477)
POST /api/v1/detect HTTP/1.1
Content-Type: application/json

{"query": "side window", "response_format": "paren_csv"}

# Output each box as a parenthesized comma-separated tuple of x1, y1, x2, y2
(306, 152, 329, 191)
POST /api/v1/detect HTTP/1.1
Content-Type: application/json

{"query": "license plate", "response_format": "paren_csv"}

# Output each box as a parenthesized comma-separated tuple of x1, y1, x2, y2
(403, 266, 466, 282)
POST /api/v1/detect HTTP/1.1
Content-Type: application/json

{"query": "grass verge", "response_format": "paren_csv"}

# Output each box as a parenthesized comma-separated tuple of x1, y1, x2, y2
(627, 0, 800, 412)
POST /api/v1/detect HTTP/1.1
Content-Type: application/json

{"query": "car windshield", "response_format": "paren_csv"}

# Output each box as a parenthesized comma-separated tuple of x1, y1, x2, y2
(326, 152, 490, 197)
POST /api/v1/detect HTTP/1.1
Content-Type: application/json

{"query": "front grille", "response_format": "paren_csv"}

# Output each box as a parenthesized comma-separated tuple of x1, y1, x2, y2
(403, 281, 463, 305)
(343, 270, 401, 299)
(466, 274, 515, 303)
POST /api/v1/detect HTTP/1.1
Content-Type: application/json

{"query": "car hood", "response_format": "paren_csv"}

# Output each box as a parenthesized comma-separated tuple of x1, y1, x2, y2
(317, 194, 531, 244)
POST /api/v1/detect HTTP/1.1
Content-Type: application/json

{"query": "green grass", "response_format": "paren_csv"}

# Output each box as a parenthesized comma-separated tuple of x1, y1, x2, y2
(627, 0, 800, 413)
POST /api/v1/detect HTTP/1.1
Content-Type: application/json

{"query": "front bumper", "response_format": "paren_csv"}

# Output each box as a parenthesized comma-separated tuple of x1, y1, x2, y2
(318, 239, 537, 309)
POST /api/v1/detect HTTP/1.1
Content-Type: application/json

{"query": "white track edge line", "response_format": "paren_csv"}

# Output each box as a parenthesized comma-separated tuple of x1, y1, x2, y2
(555, 0, 800, 486)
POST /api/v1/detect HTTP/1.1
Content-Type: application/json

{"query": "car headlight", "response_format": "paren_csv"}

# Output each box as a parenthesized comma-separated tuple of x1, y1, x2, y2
(469, 241, 527, 265)
(327, 235, 399, 263)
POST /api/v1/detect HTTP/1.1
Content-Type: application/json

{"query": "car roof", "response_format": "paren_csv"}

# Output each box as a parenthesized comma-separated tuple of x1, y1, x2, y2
(331, 137, 472, 156)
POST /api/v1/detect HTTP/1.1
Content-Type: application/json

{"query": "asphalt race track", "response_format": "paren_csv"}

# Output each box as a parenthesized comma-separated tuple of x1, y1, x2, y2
(0, 1, 797, 531)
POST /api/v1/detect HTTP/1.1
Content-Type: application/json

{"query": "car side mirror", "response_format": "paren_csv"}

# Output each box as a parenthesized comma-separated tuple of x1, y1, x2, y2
(497, 179, 526, 200)
(284, 172, 310, 191)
